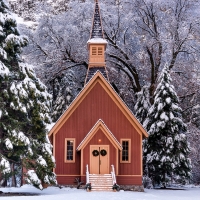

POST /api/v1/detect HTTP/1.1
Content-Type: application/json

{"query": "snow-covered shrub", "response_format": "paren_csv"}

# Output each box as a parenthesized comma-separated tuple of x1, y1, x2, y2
(142, 176, 153, 189)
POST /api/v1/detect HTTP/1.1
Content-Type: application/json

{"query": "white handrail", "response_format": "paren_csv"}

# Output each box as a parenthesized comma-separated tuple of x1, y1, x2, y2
(86, 164, 89, 184)
(111, 164, 116, 185)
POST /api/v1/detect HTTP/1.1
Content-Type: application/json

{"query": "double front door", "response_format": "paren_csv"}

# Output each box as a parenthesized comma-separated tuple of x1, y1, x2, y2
(90, 145, 109, 174)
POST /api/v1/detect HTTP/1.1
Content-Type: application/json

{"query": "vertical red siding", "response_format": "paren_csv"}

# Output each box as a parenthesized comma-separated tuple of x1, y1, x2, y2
(116, 176, 142, 185)
(54, 82, 142, 184)
(57, 176, 80, 185)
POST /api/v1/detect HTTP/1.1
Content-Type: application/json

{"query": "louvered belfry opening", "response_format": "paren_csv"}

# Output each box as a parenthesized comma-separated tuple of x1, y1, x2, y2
(85, 0, 109, 85)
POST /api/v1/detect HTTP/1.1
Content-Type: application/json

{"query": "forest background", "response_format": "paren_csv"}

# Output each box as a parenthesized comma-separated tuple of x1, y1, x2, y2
(6, 0, 200, 185)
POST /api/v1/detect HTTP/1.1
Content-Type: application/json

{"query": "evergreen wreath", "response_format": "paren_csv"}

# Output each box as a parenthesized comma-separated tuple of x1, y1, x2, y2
(112, 183, 120, 191)
(100, 149, 107, 156)
(92, 150, 99, 157)
(85, 183, 91, 191)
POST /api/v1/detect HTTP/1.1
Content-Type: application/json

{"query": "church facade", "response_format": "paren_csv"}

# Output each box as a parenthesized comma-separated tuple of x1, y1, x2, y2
(48, 0, 148, 190)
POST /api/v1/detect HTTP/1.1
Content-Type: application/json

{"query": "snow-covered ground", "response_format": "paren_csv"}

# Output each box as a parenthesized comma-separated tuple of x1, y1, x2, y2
(0, 185, 200, 200)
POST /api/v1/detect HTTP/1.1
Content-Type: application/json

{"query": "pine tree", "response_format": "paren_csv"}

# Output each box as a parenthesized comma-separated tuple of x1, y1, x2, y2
(51, 69, 82, 122)
(143, 65, 191, 187)
(0, 0, 56, 189)
(134, 85, 151, 124)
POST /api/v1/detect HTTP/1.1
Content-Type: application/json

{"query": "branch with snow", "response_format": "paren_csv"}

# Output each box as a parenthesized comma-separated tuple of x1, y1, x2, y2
(0, 155, 11, 174)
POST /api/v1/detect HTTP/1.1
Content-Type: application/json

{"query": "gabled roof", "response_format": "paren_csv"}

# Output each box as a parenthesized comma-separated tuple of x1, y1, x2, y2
(48, 71, 148, 138)
(76, 119, 122, 151)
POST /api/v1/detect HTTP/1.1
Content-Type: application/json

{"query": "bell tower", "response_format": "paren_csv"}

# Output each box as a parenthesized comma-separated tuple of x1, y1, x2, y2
(85, 0, 108, 84)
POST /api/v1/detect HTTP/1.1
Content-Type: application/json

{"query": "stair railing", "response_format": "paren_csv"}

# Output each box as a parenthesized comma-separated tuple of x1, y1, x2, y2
(86, 164, 90, 184)
(111, 164, 116, 185)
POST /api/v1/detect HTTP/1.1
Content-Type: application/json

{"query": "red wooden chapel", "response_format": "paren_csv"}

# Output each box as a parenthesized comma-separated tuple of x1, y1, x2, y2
(48, 0, 148, 190)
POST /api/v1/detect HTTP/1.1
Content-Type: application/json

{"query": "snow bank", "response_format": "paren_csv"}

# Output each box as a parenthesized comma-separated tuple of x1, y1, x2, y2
(0, 185, 200, 200)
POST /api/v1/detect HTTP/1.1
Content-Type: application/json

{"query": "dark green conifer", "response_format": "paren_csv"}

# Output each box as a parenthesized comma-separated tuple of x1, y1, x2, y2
(143, 65, 191, 187)
(0, 0, 56, 189)
(134, 85, 150, 124)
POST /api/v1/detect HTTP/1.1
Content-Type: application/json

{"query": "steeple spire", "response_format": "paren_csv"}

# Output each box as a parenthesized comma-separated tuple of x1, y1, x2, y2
(85, 0, 108, 85)
(90, 0, 104, 39)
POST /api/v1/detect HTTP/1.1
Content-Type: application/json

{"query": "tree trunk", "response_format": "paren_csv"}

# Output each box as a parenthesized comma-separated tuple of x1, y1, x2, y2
(163, 172, 166, 189)
(21, 164, 23, 187)
(2, 178, 7, 187)
(11, 163, 16, 187)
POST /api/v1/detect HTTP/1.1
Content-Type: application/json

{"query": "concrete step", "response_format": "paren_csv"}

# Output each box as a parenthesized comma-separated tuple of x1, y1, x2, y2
(90, 178, 112, 180)
(90, 181, 112, 182)
(90, 177, 112, 179)
(90, 179, 112, 180)
(92, 189, 113, 191)
(90, 180, 112, 182)
(90, 181, 112, 184)
(88, 173, 114, 192)
(89, 175, 112, 178)
(91, 184, 112, 186)
(92, 185, 112, 188)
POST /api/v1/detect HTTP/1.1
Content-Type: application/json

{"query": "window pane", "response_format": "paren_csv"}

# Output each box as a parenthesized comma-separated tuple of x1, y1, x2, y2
(122, 140, 129, 161)
(67, 140, 74, 160)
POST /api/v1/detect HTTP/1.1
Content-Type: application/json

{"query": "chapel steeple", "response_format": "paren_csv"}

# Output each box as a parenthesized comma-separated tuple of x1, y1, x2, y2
(91, 0, 104, 39)
(85, 0, 108, 85)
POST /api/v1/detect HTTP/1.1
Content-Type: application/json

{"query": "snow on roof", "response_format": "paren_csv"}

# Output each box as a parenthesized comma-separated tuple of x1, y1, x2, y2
(76, 119, 122, 151)
(87, 38, 108, 44)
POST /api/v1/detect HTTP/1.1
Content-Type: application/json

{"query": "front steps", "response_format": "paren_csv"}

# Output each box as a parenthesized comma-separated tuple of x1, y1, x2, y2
(89, 174, 113, 191)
